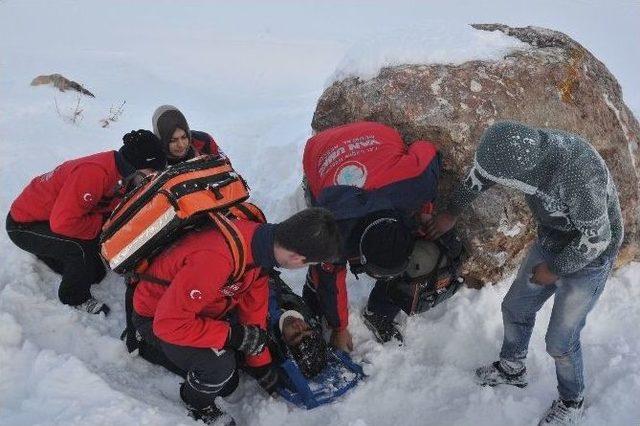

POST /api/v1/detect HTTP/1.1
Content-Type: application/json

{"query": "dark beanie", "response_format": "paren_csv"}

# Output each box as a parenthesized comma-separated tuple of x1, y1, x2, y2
(359, 211, 415, 278)
(118, 129, 167, 171)
(151, 105, 191, 152)
(475, 120, 544, 180)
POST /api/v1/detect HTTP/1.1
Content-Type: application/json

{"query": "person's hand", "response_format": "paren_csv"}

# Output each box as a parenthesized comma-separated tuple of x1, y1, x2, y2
(227, 324, 268, 355)
(330, 328, 353, 352)
(245, 364, 283, 395)
(425, 211, 458, 240)
(122, 129, 159, 145)
(531, 262, 559, 286)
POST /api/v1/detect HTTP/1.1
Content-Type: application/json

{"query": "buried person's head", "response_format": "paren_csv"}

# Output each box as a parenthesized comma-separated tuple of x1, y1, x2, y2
(280, 311, 328, 378)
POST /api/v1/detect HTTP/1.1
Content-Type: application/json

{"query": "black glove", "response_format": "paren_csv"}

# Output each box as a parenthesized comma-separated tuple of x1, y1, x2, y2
(227, 324, 268, 356)
(122, 129, 158, 145)
(120, 129, 166, 171)
(245, 364, 283, 395)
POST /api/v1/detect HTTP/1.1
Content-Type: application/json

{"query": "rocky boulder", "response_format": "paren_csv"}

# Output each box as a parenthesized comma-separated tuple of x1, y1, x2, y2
(312, 24, 640, 285)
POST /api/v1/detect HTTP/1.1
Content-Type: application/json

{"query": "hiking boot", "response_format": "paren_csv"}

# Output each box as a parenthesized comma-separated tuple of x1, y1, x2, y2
(180, 382, 235, 426)
(538, 399, 584, 425)
(361, 307, 403, 344)
(76, 298, 110, 316)
(475, 361, 528, 388)
(187, 404, 235, 426)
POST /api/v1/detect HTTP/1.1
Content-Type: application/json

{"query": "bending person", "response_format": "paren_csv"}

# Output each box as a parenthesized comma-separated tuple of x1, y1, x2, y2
(427, 120, 623, 426)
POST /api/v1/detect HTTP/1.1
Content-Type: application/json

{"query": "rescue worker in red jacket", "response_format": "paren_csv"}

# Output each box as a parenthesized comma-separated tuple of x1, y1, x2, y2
(302, 121, 441, 350)
(151, 105, 224, 166)
(6, 130, 166, 314)
(131, 208, 341, 425)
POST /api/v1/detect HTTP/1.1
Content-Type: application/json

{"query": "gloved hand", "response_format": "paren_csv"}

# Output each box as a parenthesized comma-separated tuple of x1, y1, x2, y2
(120, 129, 166, 171)
(245, 364, 283, 395)
(122, 129, 159, 145)
(226, 324, 268, 356)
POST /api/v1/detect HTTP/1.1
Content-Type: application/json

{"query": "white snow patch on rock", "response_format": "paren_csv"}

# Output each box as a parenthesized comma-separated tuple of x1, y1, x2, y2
(329, 23, 530, 84)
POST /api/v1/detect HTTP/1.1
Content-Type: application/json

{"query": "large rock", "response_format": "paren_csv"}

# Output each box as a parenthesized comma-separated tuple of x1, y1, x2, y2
(312, 24, 640, 285)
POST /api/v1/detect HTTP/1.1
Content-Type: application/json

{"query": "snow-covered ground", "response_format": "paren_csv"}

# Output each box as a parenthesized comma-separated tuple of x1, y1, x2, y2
(1, 1, 639, 425)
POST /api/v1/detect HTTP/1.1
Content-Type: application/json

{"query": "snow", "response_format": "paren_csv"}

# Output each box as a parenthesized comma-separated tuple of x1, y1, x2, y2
(328, 23, 530, 82)
(1, 0, 639, 425)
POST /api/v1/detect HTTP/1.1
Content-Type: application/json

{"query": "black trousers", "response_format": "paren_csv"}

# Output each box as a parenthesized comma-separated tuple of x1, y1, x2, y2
(161, 340, 239, 409)
(5, 213, 106, 305)
(131, 312, 187, 378)
(132, 313, 239, 409)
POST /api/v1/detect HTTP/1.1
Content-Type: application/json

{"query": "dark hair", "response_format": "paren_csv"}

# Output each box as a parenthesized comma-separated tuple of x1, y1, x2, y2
(290, 331, 328, 378)
(274, 208, 341, 263)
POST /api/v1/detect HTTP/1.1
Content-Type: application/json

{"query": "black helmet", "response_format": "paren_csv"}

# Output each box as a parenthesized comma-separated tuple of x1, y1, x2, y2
(358, 211, 415, 279)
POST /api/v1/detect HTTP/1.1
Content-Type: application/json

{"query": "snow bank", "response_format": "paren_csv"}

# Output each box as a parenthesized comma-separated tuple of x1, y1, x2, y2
(329, 23, 530, 83)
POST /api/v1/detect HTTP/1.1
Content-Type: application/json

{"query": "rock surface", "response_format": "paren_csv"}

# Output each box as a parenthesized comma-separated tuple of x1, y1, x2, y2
(312, 24, 640, 284)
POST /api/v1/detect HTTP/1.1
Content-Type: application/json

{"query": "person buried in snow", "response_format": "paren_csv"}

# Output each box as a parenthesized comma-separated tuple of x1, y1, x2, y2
(302, 120, 446, 349)
(6, 130, 166, 315)
(426, 120, 623, 426)
(267, 271, 330, 380)
(130, 207, 341, 425)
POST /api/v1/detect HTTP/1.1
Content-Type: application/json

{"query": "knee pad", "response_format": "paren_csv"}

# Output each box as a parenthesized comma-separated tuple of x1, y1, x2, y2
(182, 369, 239, 408)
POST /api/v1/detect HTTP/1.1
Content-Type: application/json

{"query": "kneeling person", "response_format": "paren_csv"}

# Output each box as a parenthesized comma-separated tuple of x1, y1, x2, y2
(131, 208, 340, 425)
(302, 121, 441, 348)
(359, 230, 465, 330)
(6, 130, 166, 314)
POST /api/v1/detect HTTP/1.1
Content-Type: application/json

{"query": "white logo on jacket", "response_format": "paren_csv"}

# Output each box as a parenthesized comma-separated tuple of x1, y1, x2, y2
(334, 161, 367, 188)
(189, 289, 202, 300)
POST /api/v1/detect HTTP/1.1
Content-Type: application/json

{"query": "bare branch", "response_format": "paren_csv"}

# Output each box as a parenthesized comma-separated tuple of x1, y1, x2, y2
(99, 100, 126, 128)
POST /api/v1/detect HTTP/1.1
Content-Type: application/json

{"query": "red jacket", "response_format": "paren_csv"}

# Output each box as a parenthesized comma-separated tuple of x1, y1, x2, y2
(10, 151, 123, 240)
(191, 131, 221, 156)
(303, 121, 440, 330)
(166, 131, 224, 166)
(304, 121, 439, 200)
(133, 220, 272, 367)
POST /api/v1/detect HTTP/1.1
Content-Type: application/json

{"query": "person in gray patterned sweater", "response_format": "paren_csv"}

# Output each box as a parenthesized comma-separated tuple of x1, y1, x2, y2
(427, 120, 623, 426)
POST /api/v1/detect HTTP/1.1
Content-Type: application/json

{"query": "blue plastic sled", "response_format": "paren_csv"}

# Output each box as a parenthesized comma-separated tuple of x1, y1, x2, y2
(276, 348, 365, 409)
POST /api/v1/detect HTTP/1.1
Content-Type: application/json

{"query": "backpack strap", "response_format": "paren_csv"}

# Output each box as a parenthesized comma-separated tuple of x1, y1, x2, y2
(208, 211, 247, 284)
(229, 202, 266, 223)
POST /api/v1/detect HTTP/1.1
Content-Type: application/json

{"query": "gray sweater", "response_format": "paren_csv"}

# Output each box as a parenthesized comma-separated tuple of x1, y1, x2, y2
(449, 121, 623, 276)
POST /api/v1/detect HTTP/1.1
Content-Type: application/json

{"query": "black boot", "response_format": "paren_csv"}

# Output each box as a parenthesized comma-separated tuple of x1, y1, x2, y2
(361, 307, 403, 343)
(180, 383, 235, 426)
(186, 404, 235, 426)
(76, 297, 110, 316)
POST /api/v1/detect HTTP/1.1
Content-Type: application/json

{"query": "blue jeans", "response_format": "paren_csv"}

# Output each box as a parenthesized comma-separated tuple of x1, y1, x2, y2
(499, 243, 615, 401)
